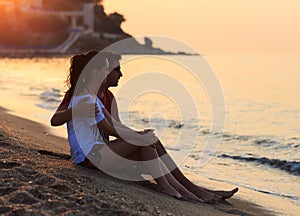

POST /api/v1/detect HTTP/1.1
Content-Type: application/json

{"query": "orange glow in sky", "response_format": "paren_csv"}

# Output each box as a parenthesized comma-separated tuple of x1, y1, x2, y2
(104, 0, 300, 53)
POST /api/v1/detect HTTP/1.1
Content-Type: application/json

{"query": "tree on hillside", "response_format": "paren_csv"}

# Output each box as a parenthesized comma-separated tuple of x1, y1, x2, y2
(108, 12, 125, 27)
(96, 0, 104, 5)
(94, 5, 125, 34)
(43, 0, 83, 11)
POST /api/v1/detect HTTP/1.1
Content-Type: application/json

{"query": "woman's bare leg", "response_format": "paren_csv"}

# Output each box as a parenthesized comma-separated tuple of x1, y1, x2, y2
(154, 140, 238, 201)
(98, 139, 182, 199)
(114, 144, 203, 202)
(104, 140, 223, 203)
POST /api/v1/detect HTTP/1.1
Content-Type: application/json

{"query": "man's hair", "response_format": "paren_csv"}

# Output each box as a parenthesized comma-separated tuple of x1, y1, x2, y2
(66, 50, 108, 94)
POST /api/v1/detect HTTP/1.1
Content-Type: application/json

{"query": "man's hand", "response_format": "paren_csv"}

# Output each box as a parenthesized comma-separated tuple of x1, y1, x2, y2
(138, 129, 154, 134)
(137, 129, 158, 147)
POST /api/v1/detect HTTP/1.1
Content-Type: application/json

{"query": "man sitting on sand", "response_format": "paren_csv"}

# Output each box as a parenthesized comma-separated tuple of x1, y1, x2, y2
(50, 50, 238, 204)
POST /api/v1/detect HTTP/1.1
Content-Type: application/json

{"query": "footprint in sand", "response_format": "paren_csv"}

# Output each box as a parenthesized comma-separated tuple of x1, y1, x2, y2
(0, 187, 17, 196)
(34, 174, 57, 186)
(50, 184, 72, 193)
(53, 173, 80, 185)
(16, 166, 38, 175)
(0, 206, 12, 214)
(0, 161, 21, 169)
(0, 141, 10, 147)
(223, 209, 254, 216)
(29, 187, 55, 200)
(9, 192, 38, 205)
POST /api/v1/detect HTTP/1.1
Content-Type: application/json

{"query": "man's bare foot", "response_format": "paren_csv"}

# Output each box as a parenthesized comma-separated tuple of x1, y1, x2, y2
(195, 189, 222, 204)
(206, 188, 239, 199)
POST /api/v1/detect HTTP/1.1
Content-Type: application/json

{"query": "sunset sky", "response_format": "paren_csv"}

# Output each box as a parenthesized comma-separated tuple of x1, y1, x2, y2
(104, 0, 300, 54)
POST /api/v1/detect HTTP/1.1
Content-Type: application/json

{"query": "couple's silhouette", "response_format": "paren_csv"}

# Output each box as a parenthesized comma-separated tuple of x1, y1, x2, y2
(51, 50, 238, 203)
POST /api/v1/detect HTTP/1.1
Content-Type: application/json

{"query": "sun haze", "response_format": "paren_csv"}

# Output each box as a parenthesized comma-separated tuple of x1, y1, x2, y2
(104, 0, 300, 53)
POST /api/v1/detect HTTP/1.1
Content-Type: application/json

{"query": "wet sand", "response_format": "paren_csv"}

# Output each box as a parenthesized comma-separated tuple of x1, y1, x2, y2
(0, 106, 298, 215)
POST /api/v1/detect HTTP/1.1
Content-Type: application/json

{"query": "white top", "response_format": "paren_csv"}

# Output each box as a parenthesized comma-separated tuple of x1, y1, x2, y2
(67, 94, 105, 164)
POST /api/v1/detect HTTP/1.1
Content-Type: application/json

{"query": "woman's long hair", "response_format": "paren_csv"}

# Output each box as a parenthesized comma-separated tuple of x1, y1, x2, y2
(66, 50, 99, 95)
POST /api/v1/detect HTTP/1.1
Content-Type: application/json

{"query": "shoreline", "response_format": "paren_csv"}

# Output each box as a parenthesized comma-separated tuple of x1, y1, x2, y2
(0, 106, 299, 215)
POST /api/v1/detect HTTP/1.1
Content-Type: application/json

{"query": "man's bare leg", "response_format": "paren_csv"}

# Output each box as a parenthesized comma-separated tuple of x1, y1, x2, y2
(121, 145, 203, 202)
(154, 140, 238, 200)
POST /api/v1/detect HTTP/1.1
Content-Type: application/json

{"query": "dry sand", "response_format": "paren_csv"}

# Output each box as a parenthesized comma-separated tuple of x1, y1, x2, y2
(0, 106, 298, 215)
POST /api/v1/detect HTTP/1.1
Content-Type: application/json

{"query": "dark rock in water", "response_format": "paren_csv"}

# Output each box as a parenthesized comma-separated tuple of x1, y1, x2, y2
(174, 124, 184, 129)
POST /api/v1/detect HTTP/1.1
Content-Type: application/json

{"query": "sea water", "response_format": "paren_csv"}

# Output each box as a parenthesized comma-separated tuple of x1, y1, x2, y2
(0, 54, 299, 207)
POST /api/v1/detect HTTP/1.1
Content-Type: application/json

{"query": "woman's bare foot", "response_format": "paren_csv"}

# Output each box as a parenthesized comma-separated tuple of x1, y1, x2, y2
(205, 188, 239, 199)
(158, 186, 183, 199)
(176, 188, 204, 203)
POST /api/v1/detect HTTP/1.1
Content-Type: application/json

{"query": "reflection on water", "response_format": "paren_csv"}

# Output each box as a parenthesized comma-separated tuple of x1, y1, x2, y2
(0, 54, 300, 206)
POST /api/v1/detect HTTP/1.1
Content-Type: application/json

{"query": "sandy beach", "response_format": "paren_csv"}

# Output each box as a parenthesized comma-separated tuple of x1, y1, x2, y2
(0, 106, 299, 215)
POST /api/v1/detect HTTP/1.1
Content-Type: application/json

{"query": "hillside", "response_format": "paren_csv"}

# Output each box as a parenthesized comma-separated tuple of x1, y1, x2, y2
(0, 1, 130, 53)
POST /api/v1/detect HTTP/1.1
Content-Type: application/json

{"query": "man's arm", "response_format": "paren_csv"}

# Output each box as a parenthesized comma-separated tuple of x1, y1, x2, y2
(103, 107, 133, 131)
(97, 113, 157, 145)
(110, 98, 121, 123)
(104, 95, 151, 134)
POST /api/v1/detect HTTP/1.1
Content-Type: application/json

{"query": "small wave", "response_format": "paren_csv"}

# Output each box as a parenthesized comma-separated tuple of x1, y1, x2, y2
(140, 118, 184, 129)
(233, 135, 253, 141)
(165, 147, 181, 151)
(43, 98, 61, 103)
(36, 88, 63, 110)
(36, 102, 59, 111)
(199, 129, 210, 135)
(29, 86, 45, 91)
(220, 154, 300, 175)
(39, 88, 62, 99)
(168, 121, 184, 129)
(253, 139, 278, 147)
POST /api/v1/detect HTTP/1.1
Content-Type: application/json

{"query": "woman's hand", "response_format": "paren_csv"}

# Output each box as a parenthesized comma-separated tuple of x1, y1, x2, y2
(73, 97, 99, 117)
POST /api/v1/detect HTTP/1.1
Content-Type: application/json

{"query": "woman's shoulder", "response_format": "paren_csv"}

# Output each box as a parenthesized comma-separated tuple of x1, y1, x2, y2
(70, 94, 95, 107)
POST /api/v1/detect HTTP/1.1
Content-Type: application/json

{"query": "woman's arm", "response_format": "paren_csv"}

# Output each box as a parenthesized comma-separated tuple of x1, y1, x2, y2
(51, 97, 99, 126)
(50, 108, 73, 126)
(50, 91, 72, 126)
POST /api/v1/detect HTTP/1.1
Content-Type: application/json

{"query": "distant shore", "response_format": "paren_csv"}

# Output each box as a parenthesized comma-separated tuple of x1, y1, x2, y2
(0, 51, 72, 58)
(1, 106, 299, 215)
(0, 36, 199, 58)
(0, 50, 199, 59)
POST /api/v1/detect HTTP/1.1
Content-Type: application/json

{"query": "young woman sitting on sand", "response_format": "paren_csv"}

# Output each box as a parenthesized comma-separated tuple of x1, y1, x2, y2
(60, 51, 238, 204)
